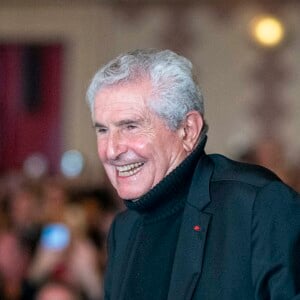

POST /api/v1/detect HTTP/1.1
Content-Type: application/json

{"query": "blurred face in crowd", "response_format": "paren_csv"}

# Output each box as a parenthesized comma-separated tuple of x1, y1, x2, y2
(0, 232, 29, 281)
(36, 283, 78, 300)
(93, 79, 189, 199)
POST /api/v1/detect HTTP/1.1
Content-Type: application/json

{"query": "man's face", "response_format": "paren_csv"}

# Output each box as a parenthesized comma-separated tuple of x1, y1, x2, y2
(93, 79, 188, 199)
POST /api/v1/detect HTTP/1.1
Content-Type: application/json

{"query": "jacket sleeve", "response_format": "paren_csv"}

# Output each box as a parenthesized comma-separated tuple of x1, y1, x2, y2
(251, 181, 300, 300)
(104, 217, 116, 300)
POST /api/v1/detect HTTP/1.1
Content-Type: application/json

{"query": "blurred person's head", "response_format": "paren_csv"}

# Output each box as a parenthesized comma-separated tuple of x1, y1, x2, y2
(35, 281, 81, 300)
(253, 137, 284, 168)
(0, 231, 29, 281)
(252, 137, 290, 183)
(9, 182, 42, 230)
(63, 203, 87, 238)
(0, 173, 27, 231)
(41, 178, 70, 223)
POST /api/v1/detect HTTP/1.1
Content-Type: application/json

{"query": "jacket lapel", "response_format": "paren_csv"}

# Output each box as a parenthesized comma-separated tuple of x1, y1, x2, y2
(167, 155, 214, 300)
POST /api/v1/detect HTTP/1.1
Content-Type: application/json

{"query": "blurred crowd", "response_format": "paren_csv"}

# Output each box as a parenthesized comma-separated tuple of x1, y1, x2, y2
(0, 137, 299, 300)
(0, 173, 120, 300)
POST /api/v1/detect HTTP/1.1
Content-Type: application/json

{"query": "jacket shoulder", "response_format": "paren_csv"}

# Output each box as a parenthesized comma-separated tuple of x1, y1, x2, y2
(208, 153, 281, 188)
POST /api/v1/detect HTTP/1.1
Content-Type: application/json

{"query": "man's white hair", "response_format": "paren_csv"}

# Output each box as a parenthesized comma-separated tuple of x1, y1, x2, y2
(86, 49, 208, 135)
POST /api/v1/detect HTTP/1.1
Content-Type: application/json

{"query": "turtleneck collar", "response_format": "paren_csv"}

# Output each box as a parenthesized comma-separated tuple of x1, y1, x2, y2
(124, 136, 207, 219)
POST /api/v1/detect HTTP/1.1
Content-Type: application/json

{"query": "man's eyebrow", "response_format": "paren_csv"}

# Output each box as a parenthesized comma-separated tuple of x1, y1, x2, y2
(116, 118, 143, 126)
(93, 122, 106, 128)
(93, 119, 142, 128)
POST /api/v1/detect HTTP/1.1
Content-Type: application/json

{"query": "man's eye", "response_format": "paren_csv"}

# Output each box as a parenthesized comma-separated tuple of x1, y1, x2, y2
(127, 125, 137, 130)
(96, 128, 107, 134)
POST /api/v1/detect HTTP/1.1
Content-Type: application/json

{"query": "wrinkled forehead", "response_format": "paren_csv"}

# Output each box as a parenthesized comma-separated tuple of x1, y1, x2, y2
(93, 78, 156, 121)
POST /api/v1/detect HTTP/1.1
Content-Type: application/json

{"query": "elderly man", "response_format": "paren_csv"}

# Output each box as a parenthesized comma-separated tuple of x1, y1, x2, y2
(86, 49, 300, 300)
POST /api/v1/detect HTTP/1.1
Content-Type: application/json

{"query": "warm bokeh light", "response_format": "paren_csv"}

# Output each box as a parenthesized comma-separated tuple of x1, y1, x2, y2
(250, 15, 285, 48)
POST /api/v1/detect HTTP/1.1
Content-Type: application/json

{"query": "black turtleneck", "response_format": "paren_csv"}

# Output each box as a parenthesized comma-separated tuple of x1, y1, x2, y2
(120, 138, 206, 300)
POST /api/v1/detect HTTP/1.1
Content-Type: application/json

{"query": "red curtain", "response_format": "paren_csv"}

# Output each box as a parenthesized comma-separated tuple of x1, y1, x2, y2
(0, 44, 63, 174)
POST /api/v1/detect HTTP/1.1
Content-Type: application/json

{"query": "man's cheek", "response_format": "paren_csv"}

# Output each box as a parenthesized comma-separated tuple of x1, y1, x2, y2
(98, 149, 108, 164)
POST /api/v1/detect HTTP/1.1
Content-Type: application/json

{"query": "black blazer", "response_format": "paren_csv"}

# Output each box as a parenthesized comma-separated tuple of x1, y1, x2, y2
(104, 153, 300, 299)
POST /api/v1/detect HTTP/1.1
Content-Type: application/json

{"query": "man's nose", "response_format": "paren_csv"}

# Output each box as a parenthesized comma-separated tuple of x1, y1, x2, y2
(105, 131, 127, 160)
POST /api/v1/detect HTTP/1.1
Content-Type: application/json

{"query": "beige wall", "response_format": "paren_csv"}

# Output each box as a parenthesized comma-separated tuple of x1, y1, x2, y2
(0, 3, 110, 183)
(1, 3, 299, 183)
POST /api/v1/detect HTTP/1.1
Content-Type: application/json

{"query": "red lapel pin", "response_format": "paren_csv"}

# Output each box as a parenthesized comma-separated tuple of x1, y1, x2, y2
(193, 225, 201, 232)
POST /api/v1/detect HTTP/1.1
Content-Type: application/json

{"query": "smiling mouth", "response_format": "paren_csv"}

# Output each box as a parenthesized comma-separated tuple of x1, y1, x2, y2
(116, 162, 144, 177)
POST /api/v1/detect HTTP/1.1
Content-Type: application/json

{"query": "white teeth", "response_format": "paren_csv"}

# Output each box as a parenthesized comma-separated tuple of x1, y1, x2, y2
(116, 162, 143, 172)
(116, 162, 144, 177)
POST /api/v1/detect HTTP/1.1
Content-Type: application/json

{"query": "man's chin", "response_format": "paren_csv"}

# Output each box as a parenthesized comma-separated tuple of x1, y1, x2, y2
(116, 188, 147, 200)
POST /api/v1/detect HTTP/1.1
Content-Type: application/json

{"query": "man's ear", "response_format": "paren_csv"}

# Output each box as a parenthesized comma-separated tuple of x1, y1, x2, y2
(178, 111, 203, 152)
